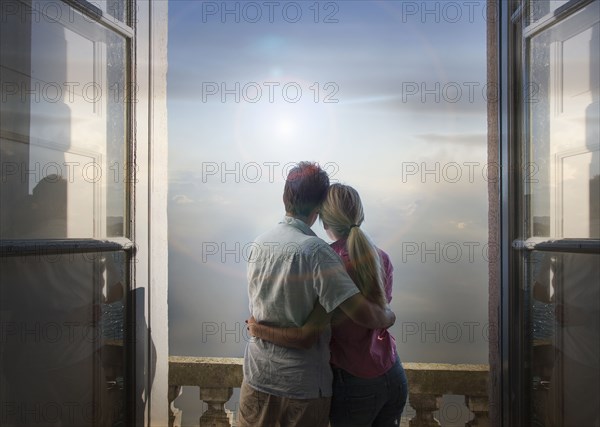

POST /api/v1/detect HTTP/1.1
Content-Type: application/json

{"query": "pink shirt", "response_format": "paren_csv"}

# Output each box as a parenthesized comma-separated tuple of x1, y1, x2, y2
(329, 238, 397, 378)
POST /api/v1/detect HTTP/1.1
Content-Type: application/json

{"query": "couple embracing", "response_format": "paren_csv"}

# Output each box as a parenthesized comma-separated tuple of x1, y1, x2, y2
(239, 162, 408, 427)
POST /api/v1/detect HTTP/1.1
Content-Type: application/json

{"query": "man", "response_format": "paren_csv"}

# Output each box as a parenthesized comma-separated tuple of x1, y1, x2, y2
(239, 162, 396, 427)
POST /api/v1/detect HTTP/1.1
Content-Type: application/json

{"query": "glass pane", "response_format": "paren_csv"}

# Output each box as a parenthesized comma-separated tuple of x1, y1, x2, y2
(0, 0, 127, 239)
(96, 0, 129, 24)
(527, 2, 600, 238)
(526, 0, 569, 25)
(526, 250, 600, 426)
(0, 250, 128, 426)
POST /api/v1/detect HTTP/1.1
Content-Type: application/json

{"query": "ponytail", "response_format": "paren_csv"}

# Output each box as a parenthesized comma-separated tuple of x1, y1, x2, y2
(320, 184, 387, 306)
(346, 226, 387, 306)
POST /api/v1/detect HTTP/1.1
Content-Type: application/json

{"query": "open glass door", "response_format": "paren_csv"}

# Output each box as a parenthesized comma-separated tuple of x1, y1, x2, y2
(1, 0, 136, 425)
(505, 0, 600, 425)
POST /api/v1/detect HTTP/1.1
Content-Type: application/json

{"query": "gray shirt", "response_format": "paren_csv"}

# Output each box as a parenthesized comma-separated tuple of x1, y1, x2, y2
(244, 216, 359, 398)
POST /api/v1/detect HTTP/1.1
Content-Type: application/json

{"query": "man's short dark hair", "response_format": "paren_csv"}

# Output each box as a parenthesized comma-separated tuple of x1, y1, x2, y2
(283, 162, 330, 217)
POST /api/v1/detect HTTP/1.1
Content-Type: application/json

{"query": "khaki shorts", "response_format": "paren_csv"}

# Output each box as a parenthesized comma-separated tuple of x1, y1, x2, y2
(237, 381, 331, 427)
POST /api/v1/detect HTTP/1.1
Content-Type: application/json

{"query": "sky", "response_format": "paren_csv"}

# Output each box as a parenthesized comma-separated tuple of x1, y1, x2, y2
(167, 1, 489, 423)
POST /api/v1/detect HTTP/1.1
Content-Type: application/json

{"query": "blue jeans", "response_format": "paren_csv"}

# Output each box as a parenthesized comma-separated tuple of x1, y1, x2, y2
(329, 356, 408, 427)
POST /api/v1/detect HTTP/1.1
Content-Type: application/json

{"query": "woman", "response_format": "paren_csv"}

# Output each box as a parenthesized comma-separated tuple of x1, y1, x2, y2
(247, 183, 408, 427)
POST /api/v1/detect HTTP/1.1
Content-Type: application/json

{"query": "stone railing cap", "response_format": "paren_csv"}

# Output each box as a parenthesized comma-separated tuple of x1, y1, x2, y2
(169, 356, 243, 388)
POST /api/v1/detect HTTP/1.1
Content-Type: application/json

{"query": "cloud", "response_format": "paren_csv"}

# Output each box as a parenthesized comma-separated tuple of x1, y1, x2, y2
(172, 194, 194, 205)
(415, 132, 486, 146)
(401, 201, 420, 217)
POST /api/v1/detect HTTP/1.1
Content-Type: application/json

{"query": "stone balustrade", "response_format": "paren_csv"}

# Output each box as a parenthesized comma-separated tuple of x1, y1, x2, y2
(403, 363, 489, 427)
(169, 356, 489, 427)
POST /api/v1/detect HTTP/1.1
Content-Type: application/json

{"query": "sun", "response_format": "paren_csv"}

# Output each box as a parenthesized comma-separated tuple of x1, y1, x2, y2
(277, 118, 296, 138)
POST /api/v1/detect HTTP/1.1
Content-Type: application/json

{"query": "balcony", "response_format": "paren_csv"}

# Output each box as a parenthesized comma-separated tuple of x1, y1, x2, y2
(168, 356, 489, 427)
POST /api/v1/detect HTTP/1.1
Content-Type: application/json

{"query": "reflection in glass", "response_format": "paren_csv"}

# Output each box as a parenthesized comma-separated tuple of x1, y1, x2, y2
(528, 3, 599, 238)
(0, 250, 127, 426)
(527, 251, 600, 426)
(0, 0, 127, 239)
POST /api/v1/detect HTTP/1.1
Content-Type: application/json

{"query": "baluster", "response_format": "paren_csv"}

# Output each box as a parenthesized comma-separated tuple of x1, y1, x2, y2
(199, 387, 233, 427)
(466, 396, 489, 427)
(409, 393, 441, 427)
(169, 385, 182, 427)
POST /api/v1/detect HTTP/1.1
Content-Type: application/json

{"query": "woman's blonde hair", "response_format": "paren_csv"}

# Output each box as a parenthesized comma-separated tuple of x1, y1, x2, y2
(320, 183, 386, 307)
